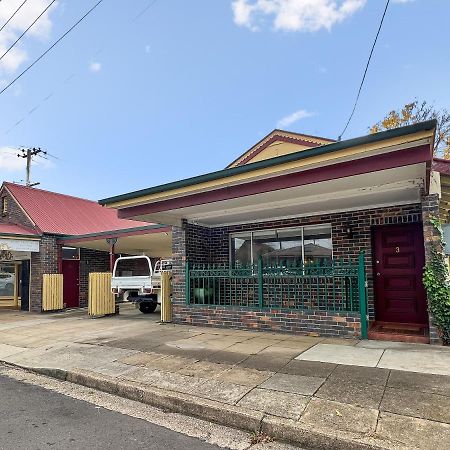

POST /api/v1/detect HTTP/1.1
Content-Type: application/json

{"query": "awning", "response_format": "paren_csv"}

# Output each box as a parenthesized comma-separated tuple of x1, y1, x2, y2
(58, 224, 172, 257)
(100, 121, 436, 228)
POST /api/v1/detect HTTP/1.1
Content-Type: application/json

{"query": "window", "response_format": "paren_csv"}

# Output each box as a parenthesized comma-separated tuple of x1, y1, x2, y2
(230, 234, 252, 267)
(0, 263, 15, 297)
(303, 225, 332, 265)
(1, 196, 7, 216)
(230, 225, 332, 267)
(62, 247, 80, 260)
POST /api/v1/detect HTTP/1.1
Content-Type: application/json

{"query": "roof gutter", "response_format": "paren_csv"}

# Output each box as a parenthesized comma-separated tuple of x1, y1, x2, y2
(0, 232, 41, 239)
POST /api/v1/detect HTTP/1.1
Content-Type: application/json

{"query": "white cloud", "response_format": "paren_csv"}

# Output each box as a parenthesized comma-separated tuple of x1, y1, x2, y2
(89, 61, 101, 73)
(145, 44, 151, 54)
(0, 1, 58, 74)
(232, 0, 366, 32)
(277, 109, 315, 128)
(0, 148, 25, 171)
(393, 0, 414, 3)
(0, 148, 55, 178)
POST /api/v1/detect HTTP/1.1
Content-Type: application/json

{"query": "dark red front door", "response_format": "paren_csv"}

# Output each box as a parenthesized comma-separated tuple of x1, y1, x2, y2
(373, 223, 427, 324)
(62, 260, 80, 308)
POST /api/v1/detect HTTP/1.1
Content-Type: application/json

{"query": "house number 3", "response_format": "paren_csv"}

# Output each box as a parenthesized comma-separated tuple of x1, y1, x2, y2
(395, 247, 400, 253)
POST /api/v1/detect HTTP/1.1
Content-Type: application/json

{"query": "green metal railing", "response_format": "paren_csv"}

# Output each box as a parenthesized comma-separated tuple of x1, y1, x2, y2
(185, 253, 368, 337)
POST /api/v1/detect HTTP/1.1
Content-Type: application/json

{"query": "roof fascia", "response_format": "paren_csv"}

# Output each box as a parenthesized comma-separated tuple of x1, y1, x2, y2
(57, 224, 169, 243)
(100, 120, 437, 207)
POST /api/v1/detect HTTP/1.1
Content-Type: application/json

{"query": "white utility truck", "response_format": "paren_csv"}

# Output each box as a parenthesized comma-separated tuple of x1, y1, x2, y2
(111, 255, 172, 313)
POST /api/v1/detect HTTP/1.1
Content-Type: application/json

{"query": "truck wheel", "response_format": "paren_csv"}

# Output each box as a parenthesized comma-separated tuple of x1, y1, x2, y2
(139, 302, 157, 314)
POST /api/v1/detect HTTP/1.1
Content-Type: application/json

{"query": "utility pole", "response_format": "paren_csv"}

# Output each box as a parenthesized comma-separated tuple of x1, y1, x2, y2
(17, 147, 46, 187)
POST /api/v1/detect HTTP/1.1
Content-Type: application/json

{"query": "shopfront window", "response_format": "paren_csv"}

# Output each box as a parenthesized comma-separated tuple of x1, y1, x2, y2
(0, 263, 15, 297)
(230, 225, 332, 267)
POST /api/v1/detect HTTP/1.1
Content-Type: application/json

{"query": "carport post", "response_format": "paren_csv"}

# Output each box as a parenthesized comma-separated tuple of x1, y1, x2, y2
(106, 237, 118, 272)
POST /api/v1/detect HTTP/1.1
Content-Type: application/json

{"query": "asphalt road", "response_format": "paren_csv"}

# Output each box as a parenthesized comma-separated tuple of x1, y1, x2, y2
(0, 374, 222, 450)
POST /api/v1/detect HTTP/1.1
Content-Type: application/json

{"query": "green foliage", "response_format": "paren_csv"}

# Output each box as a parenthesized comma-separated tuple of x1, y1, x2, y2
(423, 217, 450, 345)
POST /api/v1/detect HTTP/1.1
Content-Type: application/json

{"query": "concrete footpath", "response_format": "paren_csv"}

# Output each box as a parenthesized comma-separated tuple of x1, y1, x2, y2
(0, 304, 449, 450)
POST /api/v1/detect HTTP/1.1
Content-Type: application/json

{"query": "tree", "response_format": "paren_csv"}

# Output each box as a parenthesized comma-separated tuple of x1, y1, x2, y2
(370, 100, 450, 158)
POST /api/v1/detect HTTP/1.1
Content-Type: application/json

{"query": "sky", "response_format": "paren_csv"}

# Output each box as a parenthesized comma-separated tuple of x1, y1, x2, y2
(0, 0, 449, 200)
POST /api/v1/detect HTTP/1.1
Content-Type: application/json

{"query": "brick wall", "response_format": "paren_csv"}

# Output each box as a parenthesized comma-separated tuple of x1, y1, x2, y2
(185, 222, 212, 262)
(30, 234, 59, 312)
(0, 186, 35, 228)
(173, 305, 361, 337)
(172, 203, 425, 337)
(79, 248, 110, 307)
(208, 203, 422, 319)
(421, 193, 442, 345)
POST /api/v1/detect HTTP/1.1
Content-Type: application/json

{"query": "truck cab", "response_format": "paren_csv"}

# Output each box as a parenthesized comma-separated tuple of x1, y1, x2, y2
(111, 255, 172, 313)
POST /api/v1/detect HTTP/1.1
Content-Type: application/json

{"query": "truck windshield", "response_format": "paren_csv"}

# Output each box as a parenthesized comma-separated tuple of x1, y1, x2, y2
(114, 258, 151, 277)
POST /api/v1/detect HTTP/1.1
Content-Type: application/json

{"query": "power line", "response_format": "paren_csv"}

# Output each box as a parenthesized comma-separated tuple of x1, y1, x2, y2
(133, 0, 158, 22)
(0, 0, 104, 97)
(0, 0, 28, 33)
(338, 0, 390, 141)
(3, 0, 159, 135)
(0, 0, 57, 63)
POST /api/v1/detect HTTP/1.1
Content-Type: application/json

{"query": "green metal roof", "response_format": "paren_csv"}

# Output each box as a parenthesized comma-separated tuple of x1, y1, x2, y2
(99, 120, 436, 206)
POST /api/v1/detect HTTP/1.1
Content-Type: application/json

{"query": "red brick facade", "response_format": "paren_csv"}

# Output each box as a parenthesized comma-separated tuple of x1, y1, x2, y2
(171, 201, 435, 339)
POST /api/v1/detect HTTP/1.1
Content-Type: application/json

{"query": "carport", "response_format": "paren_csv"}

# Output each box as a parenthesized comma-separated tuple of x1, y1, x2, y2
(55, 224, 171, 304)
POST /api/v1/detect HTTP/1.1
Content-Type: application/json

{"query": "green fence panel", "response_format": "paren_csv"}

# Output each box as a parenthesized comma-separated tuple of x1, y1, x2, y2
(186, 258, 362, 314)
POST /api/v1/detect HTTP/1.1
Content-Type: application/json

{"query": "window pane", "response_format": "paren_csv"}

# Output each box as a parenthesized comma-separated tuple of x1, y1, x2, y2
(253, 229, 303, 266)
(115, 258, 151, 277)
(0, 263, 15, 296)
(231, 234, 252, 267)
(62, 247, 80, 260)
(303, 225, 332, 264)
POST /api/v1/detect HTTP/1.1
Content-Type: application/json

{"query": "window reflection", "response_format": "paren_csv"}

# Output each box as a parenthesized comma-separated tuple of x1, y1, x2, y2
(303, 225, 332, 265)
(231, 225, 332, 267)
(231, 235, 252, 267)
(0, 263, 15, 296)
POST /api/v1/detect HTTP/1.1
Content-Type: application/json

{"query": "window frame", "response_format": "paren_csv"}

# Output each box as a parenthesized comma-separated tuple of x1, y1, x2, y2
(1, 196, 8, 216)
(229, 224, 333, 267)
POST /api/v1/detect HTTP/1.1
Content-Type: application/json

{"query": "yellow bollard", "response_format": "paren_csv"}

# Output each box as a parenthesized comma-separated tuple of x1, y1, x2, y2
(160, 271, 172, 323)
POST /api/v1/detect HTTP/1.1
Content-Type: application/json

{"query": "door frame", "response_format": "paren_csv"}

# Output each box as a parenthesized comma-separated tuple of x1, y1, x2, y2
(371, 222, 428, 325)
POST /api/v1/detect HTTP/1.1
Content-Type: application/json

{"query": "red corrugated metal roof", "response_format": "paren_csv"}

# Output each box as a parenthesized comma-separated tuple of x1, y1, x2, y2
(4, 182, 151, 236)
(0, 223, 39, 236)
(433, 158, 450, 175)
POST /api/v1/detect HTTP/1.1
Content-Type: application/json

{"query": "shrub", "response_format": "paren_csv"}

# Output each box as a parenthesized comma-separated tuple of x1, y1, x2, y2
(423, 216, 450, 345)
